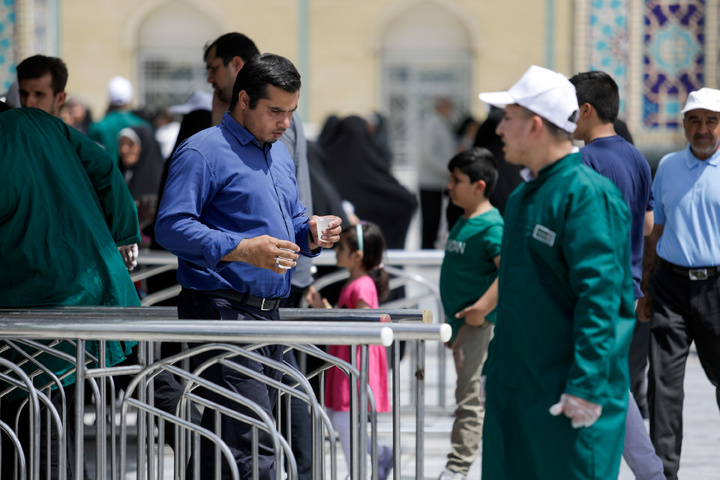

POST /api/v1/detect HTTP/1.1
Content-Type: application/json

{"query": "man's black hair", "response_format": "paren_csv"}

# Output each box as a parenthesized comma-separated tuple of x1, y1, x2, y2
(204, 32, 260, 65)
(230, 53, 301, 111)
(569, 71, 620, 124)
(447, 147, 499, 199)
(17, 55, 68, 95)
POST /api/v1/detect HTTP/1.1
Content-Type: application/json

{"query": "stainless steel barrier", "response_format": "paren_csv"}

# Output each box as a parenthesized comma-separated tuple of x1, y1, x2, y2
(134, 249, 452, 410)
(0, 307, 449, 480)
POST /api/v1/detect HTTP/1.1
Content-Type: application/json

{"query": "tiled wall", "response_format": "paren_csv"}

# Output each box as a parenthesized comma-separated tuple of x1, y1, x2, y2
(578, 0, 714, 149)
(588, 0, 630, 115)
(643, 0, 705, 128)
(0, 0, 15, 93)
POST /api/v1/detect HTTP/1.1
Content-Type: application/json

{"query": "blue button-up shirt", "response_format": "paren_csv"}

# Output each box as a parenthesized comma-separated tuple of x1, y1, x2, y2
(155, 112, 316, 298)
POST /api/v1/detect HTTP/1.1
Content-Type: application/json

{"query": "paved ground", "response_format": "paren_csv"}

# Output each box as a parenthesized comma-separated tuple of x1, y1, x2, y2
(384, 344, 719, 480)
(105, 341, 719, 480)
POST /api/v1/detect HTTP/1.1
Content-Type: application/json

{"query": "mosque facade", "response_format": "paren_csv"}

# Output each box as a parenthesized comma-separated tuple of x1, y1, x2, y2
(1, 0, 714, 162)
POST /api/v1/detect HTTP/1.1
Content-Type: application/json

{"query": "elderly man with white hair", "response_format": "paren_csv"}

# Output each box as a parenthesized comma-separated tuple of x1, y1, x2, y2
(639, 87, 720, 480)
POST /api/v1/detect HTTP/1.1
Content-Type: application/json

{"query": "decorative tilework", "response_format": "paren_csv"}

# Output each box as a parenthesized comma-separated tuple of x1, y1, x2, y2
(0, 0, 15, 93)
(644, 0, 705, 128)
(588, 0, 630, 115)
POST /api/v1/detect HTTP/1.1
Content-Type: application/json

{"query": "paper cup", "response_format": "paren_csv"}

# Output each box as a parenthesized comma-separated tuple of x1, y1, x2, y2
(315, 216, 333, 237)
(277, 248, 296, 269)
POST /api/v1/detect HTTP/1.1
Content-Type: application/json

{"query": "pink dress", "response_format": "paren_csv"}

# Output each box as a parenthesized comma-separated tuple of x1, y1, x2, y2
(324, 275, 391, 412)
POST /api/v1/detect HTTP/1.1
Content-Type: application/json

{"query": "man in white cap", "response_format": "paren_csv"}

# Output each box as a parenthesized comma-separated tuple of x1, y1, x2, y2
(88, 75, 150, 163)
(638, 87, 720, 480)
(477, 65, 635, 479)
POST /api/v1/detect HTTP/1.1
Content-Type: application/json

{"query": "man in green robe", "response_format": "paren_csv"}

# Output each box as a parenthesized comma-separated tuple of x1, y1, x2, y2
(88, 75, 150, 163)
(477, 66, 635, 479)
(0, 106, 140, 479)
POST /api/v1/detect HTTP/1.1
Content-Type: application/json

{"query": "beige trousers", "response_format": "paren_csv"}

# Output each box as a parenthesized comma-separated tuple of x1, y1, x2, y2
(446, 321, 494, 474)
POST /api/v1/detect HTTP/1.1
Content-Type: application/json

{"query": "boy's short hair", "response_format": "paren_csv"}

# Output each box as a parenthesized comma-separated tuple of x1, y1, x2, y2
(569, 71, 620, 124)
(447, 147, 499, 198)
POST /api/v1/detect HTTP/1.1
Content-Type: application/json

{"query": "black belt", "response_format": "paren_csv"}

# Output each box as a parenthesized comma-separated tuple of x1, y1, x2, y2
(211, 289, 281, 311)
(658, 258, 720, 281)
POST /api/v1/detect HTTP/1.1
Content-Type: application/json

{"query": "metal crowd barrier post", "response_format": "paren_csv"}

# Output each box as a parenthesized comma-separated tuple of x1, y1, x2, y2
(0, 311, 400, 480)
(134, 249, 451, 411)
(0, 307, 449, 480)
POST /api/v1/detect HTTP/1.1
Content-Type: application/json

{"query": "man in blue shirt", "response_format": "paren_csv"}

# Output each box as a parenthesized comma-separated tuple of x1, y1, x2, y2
(571, 71, 663, 480)
(155, 53, 341, 480)
(639, 88, 720, 480)
(204, 31, 316, 480)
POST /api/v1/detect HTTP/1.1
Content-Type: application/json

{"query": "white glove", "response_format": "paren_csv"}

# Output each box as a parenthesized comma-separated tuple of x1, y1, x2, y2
(118, 244, 139, 271)
(549, 393, 602, 428)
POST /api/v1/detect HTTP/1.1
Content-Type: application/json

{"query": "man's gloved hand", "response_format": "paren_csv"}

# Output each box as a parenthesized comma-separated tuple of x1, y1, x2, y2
(549, 393, 602, 428)
(118, 244, 139, 271)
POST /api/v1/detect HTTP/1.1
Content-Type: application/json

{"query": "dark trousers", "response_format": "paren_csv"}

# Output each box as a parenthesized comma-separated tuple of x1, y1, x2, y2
(1, 384, 77, 480)
(647, 267, 720, 480)
(278, 286, 313, 480)
(420, 189, 443, 249)
(0, 345, 194, 480)
(117, 347, 202, 450)
(179, 289, 284, 480)
(278, 350, 312, 480)
(628, 319, 651, 417)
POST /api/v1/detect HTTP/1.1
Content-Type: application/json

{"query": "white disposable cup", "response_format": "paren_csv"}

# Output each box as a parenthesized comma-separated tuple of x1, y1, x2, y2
(277, 248, 296, 269)
(315, 216, 333, 237)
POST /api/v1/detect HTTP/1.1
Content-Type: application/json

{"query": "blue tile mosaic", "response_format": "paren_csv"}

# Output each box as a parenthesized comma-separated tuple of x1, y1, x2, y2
(588, 0, 630, 114)
(0, 0, 13, 92)
(644, 0, 705, 128)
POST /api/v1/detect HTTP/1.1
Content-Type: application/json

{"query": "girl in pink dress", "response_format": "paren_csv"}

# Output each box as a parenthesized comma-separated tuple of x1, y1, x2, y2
(306, 222, 393, 479)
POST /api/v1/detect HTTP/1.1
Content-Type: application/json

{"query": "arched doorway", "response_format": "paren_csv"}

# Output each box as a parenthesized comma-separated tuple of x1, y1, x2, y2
(378, 1, 476, 167)
(136, 1, 218, 110)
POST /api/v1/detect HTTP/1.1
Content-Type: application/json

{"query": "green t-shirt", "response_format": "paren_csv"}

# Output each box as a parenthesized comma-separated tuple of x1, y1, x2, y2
(439, 207, 503, 343)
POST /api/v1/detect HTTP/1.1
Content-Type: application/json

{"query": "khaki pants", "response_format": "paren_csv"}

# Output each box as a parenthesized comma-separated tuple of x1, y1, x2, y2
(446, 321, 494, 474)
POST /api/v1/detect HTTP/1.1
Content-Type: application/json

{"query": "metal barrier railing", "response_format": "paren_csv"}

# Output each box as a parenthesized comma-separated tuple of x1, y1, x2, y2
(133, 249, 452, 410)
(0, 307, 450, 480)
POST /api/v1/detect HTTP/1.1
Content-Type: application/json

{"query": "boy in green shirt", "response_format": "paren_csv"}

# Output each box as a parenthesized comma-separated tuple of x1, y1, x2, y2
(438, 147, 503, 480)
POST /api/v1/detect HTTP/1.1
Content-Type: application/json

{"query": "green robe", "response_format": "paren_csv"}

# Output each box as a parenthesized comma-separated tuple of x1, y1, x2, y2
(482, 152, 635, 480)
(88, 110, 149, 163)
(0, 108, 140, 396)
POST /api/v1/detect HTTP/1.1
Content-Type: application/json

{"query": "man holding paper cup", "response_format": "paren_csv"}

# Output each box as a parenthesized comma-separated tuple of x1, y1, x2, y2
(155, 53, 341, 480)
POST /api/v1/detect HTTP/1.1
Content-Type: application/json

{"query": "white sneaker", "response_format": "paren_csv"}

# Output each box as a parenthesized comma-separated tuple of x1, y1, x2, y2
(438, 468, 467, 480)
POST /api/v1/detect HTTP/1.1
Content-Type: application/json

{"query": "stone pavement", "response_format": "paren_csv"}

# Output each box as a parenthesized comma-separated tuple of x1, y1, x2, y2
(111, 333, 718, 480)
(386, 342, 720, 480)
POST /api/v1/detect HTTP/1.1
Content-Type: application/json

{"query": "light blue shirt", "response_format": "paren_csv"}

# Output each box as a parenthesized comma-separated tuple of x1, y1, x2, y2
(653, 145, 720, 267)
(155, 112, 317, 298)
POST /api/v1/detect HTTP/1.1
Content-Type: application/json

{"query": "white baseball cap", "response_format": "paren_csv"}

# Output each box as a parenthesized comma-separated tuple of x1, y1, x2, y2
(107, 76, 134, 106)
(478, 65, 579, 134)
(169, 90, 213, 114)
(681, 87, 720, 114)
